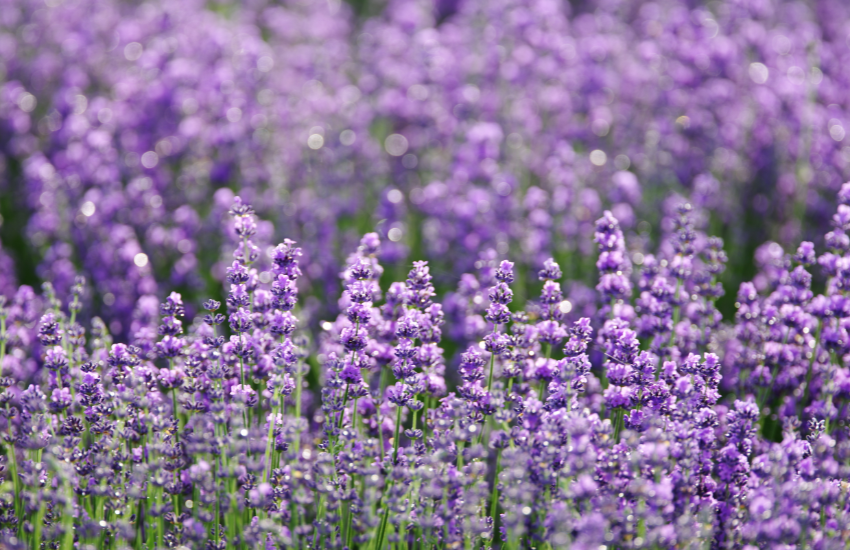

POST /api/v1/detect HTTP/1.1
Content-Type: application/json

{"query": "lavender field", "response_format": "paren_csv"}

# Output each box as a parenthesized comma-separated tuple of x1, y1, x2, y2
(1, 0, 850, 548)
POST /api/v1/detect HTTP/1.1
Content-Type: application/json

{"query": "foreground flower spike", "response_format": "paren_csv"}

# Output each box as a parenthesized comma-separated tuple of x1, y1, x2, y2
(594, 211, 633, 310)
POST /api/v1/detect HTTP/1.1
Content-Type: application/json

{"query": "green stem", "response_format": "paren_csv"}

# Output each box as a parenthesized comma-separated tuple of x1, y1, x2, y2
(156, 486, 164, 550)
(392, 404, 403, 464)
(485, 346, 497, 395)
(376, 406, 405, 550)
(294, 363, 303, 455)
(375, 487, 394, 550)
(33, 500, 45, 550)
(239, 334, 246, 387)
(799, 319, 822, 416)
(657, 276, 682, 380)
(263, 387, 281, 484)
(488, 449, 503, 544)
(352, 397, 360, 437)
(478, 348, 498, 446)
(343, 491, 354, 550)
(61, 477, 75, 550)
(172, 388, 180, 429)
(539, 343, 552, 401)
(612, 408, 625, 443)
(337, 384, 350, 436)
(63, 309, 77, 402)
(6, 432, 20, 523)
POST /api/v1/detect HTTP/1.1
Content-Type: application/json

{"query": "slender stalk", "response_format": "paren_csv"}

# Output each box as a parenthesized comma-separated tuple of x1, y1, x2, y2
(155, 486, 164, 549)
(612, 408, 625, 443)
(375, 407, 405, 550)
(293, 363, 304, 455)
(33, 500, 46, 550)
(539, 342, 552, 400)
(172, 387, 180, 428)
(488, 449, 503, 544)
(343, 489, 353, 550)
(392, 404, 403, 463)
(0, 316, 5, 373)
(263, 386, 281, 484)
(337, 384, 350, 436)
(478, 348, 498, 446)
(6, 427, 20, 522)
(374, 489, 393, 550)
(352, 396, 360, 436)
(485, 346, 497, 395)
(61, 477, 75, 550)
(657, 276, 682, 380)
(799, 319, 822, 416)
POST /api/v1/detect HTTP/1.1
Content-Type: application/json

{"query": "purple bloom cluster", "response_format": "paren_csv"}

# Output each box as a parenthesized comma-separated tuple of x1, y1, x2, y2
(4, 0, 850, 337)
(0, 193, 847, 550)
(3, 0, 850, 548)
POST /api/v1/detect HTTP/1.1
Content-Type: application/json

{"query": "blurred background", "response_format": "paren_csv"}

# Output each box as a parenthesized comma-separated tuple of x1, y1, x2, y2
(0, 0, 847, 344)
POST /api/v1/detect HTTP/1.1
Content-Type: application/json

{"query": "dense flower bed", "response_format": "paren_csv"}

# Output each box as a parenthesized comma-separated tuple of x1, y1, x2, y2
(2, 0, 850, 548)
(1, 193, 848, 549)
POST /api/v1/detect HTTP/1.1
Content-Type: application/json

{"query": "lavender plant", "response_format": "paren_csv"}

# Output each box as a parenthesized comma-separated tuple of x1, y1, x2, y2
(3, 0, 850, 548)
(0, 193, 847, 550)
(5, 0, 850, 335)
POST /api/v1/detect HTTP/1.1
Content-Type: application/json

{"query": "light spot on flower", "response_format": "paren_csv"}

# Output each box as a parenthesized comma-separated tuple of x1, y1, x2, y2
(156, 139, 173, 156)
(124, 42, 143, 61)
(257, 56, 274, 72)
(340, 85, 361, 105)
(407, 84, 428, 101)
(226, 107, 242, 123)
(387, 189, 403, 204)
(385, 134, 408, 156)
(74, 95, 87, 115)
(590, 149, 607, 166)
(614, 154, 630, 170)
(141, 151, 159, 169)
(307, 134, 324, 149)
(749, 62, 769, 84)
(17, 93, 36, 113)
(402, 154, 418, 169)
(592, 119, 610, 136)
(787, 66, 805, 85)
(340, 129, 356, 146)
(133, 253, 148, 268)
(81, 201, 96, 217)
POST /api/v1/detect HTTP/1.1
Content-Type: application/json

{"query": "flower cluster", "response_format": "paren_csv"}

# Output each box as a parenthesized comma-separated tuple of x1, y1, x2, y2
(3, 0, 850, 548)
(4, 0, 850, 339)
(0, 193, 847, 550)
